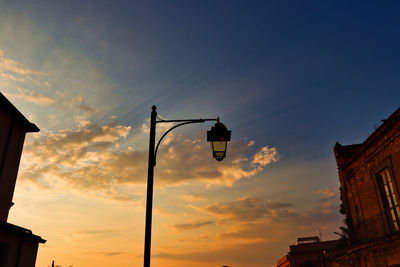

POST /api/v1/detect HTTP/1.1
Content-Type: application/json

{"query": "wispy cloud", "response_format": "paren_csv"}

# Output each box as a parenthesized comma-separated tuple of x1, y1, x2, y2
(0, 49, 49, 76)
(0, 48, 49, 84)
(71, 229, 120, 237)
(4, 87, 57, 106)
(0, 48, 96, 115)
(181, 195, 207, 202)
(196, 191, 342, 243)
(100, 252, 123, 257)
(4, 87, 96, 114)
(56, 91, 96, 114)
(173, 220, 214, 231)
(202, 197, 295, 222)
(84, 250, 124, 257)
(317, 187, 337, 198)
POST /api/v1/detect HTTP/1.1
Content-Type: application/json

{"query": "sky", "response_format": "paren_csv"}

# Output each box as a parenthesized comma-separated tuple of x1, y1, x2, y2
(1, 1, 400, 267)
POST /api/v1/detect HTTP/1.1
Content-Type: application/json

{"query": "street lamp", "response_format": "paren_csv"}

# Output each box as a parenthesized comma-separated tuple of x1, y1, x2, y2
(143, 105, 231, 267)
(207, 119, 231, 161)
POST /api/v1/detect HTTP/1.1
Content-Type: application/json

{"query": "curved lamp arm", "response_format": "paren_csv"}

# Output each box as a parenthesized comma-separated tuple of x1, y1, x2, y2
(154, 119, 216, 166)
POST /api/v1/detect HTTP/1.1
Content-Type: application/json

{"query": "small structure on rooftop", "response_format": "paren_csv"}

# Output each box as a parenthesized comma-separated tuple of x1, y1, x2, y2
(277, 236, 344, 267)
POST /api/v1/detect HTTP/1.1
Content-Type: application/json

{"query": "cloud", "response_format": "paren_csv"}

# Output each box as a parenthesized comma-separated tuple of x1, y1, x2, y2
(317, 187, 337, 198)
(173, 220, 214, 231)
(141, 118, 174, 134)
(0, 72, 20, 81)
(152, 139, 279, 186)
(67, 228, 130, 244)
(58, 93, 96, 114)
(157, 192, 343, 267)
(201, 197, 295, 222)
(83, 250, 124, 257)
(0, 48, 49, 85)
(191, 192, 342, 244)
(79, 120, 91, 128)
(102, 187, 141, 202)
(4, 87, 96, 114)
(20, 122, 137, 191)
(156, 209, 342, 267)
(154, 240, 286, 267)
(70, 229, 120, 237)
(20, 120, 279, 196)
(251, 146, 280, 167)
(267, 201, 293, 209)
(203, 195, 341, 225)
(218, 208, 342, 246)
(218, 221, 286, 243)
(0, 48, 96, 114)
(100, 252, 123, 257)
(181, 195, 206, 202)
(298, 187, 342, 224)
(0, 52, 49, 76)
(4, 88, 57, 106)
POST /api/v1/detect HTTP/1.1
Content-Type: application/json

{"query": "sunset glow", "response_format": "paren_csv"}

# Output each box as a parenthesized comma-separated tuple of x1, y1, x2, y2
(1, 1, 399, 267)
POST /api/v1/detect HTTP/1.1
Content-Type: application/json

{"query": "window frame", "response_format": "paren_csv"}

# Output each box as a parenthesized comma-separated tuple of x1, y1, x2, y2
(371, 155, 400, 234)
(376, 167, 400, 232)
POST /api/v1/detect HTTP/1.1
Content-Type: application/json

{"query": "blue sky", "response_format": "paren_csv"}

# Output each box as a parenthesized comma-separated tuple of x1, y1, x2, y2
(1, 1, 399, 267)
(3, 1, 400, 153)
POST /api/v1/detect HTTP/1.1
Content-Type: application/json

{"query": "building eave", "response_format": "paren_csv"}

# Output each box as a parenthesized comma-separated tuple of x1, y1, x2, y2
(0, 92, 40, 133)
(0, 220, 46, 243)
(335, 107, 400, 170)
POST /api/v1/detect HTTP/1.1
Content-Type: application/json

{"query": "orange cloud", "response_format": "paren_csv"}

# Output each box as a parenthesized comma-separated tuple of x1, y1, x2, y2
(180, 195, 207, 202)
(4, 87, 56, 106)
(251, 146, 280, 167)
(20, 121, 279, 201)
(172, 220, 214, 231)
(202, 197, 295, 222)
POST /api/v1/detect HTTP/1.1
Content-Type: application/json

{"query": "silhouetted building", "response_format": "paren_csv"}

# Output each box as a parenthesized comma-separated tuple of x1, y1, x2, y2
(0, 92, 45, 267)
(277, 236, 343, 267)
(334, 107, 400, 266)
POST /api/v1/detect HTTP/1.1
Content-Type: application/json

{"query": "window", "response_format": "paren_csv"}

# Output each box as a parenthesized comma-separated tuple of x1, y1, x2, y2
(377, 168, 400, 232)
(350, 178, 362, 224)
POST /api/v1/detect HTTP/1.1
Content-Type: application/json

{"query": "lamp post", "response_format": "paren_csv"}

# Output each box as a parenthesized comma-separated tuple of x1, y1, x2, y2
(143, 105, 231, 267)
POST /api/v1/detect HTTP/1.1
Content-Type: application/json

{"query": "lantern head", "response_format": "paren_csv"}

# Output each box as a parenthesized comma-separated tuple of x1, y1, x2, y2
(207, 122, 231, 161)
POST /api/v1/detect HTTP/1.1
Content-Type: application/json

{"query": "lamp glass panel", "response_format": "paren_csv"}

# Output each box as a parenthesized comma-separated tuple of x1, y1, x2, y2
(212, 141, 227, 153)
(215, 151, 225, 157)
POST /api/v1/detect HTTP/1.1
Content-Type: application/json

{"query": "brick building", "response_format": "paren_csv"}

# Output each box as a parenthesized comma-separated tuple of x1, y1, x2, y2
(0, 92, 45, 267)
(334, 107, 400, 266)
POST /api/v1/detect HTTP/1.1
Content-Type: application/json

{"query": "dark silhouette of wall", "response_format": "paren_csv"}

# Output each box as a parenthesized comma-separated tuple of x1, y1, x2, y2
(0, 92, 45, 267)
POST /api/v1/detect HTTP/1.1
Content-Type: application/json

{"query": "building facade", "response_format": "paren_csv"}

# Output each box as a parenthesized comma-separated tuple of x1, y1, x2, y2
(334, 107, 400, 266)
(0, 93, 45, 267)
